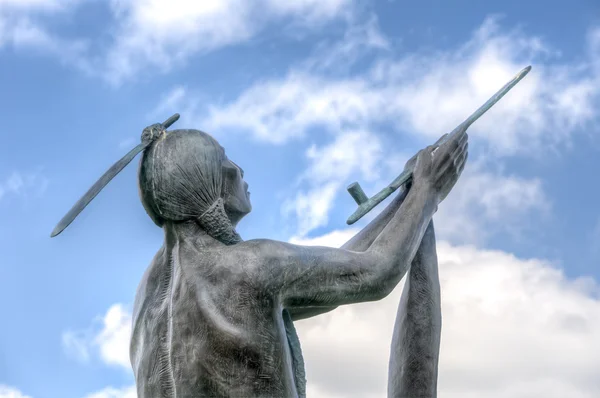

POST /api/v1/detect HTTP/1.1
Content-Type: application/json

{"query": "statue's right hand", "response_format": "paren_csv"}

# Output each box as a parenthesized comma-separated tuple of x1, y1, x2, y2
(413, 127, 468, 205)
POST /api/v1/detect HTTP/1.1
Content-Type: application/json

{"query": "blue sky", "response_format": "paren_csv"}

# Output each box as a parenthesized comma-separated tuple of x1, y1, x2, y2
(0, 1, 599, 398)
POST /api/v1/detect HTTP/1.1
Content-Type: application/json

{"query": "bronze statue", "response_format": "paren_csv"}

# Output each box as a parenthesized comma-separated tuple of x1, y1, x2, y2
(129, 125, 465, 397)
(51, 66, 531, 398)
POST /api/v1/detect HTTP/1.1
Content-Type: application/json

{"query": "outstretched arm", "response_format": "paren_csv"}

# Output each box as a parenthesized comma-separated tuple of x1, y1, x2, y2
(341, 185, 412, 252)
(245, 181, 437, 309)
(245, 128, 466, 312)
(288, 186, 411, 321)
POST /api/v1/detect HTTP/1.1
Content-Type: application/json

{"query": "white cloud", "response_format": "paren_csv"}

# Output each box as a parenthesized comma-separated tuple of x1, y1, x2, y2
(63, 305, 135, 398)
(204, 72, 385, 144)
(0, 386, 31, 398)
(150, 86, 187, 117)
(283, 181, 340, 238)
(0, 0, 351, 84)
(203, 17, 600, 154)
(83, 385, 136, 398)
(0, 0, 71, 11)
(287, 154, 549, 245)
(62, 303, 132, 370)
(62, 329, 91, 363)
(281, 132, 549, 241)
(287, 232, 600, 398)
(434, 160, 549, 244)
(95, 304, 132, 369)
(290, 228, 360, 248)
(283, 130, 384, 237)
(194, 16, 597, 237)
(103, 0, 351, 84)
(262, 0, 348, 21)
(302, 14, 390, 74)
(0, 0, 91, 73)
(0, 170, 49, 201)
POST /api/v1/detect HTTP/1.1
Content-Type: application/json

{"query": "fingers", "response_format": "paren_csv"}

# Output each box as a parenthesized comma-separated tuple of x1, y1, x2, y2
(441, 130, 468, 164)
(436, 130, 467, 160)
(456, 150, 468, 175)
(445, 125, 468, 151)
(429, 127, 469, 203)
(413, 148, 436, 181)
(454, 123, 468, 141)
(435, 141, 466, 177)
(450, 135, 468, 160)
(414, 129, 469, 190)
(458, 131, 468, 148)
(435, 139, 468, 182)
(438, 148, 468, 194)
(414, 148, 428, 167)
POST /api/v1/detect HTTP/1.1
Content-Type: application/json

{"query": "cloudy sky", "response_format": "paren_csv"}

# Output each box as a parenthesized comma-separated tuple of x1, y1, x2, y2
(1, 0, 599, 397)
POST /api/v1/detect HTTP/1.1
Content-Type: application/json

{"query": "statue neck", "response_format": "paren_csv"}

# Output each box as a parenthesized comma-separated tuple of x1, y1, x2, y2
(196, 198, 242, 245)
(164, 199, 242, 247)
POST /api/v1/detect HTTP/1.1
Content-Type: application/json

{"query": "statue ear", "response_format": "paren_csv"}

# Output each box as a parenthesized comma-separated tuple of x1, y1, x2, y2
(50, 114, 180, 238)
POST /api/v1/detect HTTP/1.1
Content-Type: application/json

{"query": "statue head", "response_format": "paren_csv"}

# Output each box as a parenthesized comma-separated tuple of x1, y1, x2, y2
(49, 114, 253, 241)
(138, 129, 251, 245)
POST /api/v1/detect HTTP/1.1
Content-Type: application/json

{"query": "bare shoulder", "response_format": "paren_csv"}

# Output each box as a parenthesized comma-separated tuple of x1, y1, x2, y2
(231, 239, 298, 256)
(225, 238, 298, 266)
(222, 239, 301, 287)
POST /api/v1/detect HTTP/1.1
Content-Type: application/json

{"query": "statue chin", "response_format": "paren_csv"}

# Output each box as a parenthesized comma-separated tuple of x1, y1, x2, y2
(224, 199, 252, 226)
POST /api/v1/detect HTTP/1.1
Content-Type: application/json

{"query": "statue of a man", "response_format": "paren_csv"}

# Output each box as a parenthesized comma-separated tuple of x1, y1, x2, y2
(129, 125, 468, 398)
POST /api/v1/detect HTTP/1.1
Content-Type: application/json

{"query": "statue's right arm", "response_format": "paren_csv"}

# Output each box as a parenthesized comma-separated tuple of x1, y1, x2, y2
(242, 182, 438, 307)
(242, 128, 467, 308)
(287, 187, 411, 320)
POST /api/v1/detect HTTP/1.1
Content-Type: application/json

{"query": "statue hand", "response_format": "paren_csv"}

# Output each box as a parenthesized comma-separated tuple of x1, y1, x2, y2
(403, 153, 418, 174)
(412, 128, 468, 205)
(403, 133, 450, 174)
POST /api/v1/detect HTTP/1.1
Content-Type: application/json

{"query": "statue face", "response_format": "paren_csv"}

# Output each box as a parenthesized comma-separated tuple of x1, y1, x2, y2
(222, 157, 252, 225)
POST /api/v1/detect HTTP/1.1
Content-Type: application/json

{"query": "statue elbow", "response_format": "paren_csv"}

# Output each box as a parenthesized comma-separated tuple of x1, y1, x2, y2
(374, 260, 409, 300)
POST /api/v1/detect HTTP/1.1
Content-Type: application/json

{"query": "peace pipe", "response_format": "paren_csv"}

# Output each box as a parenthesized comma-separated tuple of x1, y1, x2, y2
(346, 65, 532, 225)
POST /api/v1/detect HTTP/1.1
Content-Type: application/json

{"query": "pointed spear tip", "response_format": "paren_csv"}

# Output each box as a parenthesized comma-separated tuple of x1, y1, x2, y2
(508, 65, 532, 86)
(521, 65, 532, 76)
(50, 226, 62, 238)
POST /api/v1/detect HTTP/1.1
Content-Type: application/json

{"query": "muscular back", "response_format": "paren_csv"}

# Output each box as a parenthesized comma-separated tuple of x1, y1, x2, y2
(130, 233, 305, 398)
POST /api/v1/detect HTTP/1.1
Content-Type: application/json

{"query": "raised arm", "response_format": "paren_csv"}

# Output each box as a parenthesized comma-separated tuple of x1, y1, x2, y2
(340, 149, 425, 254)
(288, 186, 411, 320)
(241, 183, 433, 308)
(388, 221, 441, 397)
(248, 129, 467, 309)
(341, 185, 411, 252)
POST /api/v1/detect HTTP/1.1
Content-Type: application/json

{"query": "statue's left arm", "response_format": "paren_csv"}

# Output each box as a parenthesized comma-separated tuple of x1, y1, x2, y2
(388, 220, 440, 397)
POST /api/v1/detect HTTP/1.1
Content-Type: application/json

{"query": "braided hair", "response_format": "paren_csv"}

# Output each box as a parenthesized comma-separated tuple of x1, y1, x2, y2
(138, 129, 242, 245)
